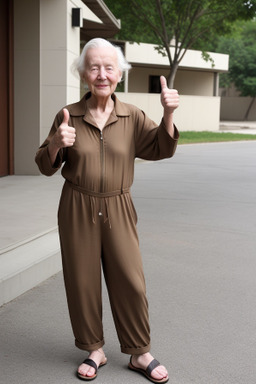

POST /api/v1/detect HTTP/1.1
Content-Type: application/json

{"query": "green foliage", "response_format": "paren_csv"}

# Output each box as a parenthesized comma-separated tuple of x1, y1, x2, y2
(115, 81, 125, 92)
(106, 0, 256, 49)
(104, 0, 157, 43)
(105, 0, 256, 85)
(217, 20, 256, 97)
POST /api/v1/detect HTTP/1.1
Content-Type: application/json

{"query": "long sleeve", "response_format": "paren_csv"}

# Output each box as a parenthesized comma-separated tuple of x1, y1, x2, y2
(35, 111, 66, 176)
(134, 110, 179, 161)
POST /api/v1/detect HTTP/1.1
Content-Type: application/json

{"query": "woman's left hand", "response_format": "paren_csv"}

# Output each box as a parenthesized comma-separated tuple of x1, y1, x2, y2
(160, 76, 179, 114)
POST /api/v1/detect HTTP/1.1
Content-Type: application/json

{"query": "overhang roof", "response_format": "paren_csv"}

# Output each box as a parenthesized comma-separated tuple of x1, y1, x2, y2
(125, 42, 229, 73)
(81, 0, 120, 40)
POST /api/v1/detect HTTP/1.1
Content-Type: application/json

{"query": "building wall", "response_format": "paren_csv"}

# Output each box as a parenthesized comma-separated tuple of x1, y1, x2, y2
(40, 0, 81, 144)
(116, 93, 220, 131)
(175, 70, 214, 96)
(13, 0, 81, 175)
(220, 85, 256, 121)
(128, 67, 169, 93)
(221, 97, 256, 121)
(14, 0, 40, 175)
(0, 0, 13, 176)
(125, 42, 229, 72)
(128, 66, 215, 96)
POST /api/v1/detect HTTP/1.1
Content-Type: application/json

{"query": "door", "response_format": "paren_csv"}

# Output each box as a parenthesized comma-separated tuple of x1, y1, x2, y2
(0, 0, 13, 176)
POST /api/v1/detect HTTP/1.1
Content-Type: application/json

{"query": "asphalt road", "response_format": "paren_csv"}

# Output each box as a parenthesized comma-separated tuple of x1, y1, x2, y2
(1, 141, 256, 384)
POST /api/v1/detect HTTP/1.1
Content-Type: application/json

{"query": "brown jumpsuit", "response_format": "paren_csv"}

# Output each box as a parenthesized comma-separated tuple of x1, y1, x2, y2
(35, 93, 179, 355)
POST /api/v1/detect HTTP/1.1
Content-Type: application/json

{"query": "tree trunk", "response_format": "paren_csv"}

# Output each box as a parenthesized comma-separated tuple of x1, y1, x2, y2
(167, 63, 179, 89)
(244, 97, 255, 121)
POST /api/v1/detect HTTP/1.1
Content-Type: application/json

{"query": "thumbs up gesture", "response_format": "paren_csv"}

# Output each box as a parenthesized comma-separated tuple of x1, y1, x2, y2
(160, 76, 179, 114)
(53, 108, 76, 149)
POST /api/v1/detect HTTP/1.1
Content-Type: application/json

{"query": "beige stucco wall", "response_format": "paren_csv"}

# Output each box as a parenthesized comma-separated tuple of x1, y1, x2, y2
(116, 93, 220, 131)
(128, 67, 169, 93)
(221, 97, 256, 121)
(125, 42, 229, 72)
(40, 0, 81, 143)
(220, 85, 256, 121)
(128, 66, 215, 96)
(175, 70, 214, 96)
(13, 0, 82, 175)
(175, 95, 220, 131)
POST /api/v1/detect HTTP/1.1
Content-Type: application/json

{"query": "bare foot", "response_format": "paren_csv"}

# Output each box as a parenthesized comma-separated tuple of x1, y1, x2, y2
(131, 353, 168, 381)
(77, 348, 107, 378)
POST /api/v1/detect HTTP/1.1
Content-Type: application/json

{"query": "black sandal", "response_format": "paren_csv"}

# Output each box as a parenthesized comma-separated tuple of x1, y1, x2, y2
(128, 356, 169, 383)
(77, 357, 107, 381)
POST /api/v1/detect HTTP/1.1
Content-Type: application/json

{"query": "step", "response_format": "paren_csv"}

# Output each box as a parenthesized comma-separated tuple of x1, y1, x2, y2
(0, 228, 62, 306)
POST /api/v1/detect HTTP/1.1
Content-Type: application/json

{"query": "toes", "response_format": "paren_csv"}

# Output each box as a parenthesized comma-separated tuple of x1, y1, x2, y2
(87, 367, 96, 377)
(78, 364, 86, 375)
(151, 366, 168, 380)
(78, 364, 95, 377)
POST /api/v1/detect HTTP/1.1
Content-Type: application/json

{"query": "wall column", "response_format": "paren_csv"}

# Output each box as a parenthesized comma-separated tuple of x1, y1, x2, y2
(13, 0, 81, 174)
(13, 0, 40, 174)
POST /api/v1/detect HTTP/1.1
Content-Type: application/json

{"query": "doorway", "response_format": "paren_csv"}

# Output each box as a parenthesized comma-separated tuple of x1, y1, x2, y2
(0, 0, 14, 176)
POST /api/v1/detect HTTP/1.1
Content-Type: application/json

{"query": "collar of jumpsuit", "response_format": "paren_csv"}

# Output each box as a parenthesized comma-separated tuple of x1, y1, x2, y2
(68, 92, 131, 128)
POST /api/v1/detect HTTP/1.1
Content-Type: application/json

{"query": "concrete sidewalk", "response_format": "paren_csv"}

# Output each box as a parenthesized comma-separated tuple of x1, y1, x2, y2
(1, 140, 256, 383)
(220, 120, 256, 133)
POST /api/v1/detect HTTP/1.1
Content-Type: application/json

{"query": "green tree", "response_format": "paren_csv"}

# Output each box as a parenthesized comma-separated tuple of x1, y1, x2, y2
(105, 0, 256, 87)
(217, 20, 256, 120)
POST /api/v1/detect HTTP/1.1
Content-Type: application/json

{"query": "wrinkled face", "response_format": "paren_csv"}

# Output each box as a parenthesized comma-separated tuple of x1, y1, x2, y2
(84, 46, 122, 98)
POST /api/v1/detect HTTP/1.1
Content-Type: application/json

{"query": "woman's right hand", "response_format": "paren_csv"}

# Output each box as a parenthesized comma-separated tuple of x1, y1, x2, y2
(48, 108, 76, 165)
(52, 108, 76, 149)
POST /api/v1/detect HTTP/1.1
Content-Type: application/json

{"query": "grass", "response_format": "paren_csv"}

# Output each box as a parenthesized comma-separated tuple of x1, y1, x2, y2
(179, 131, 256, 145)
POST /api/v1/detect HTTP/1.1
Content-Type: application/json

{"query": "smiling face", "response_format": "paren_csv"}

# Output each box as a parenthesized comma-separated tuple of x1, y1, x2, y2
(84, 46, 122, 99)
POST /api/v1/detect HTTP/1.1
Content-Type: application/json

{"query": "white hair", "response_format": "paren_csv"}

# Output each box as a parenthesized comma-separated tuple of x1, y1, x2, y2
(74, 38, 131, 82)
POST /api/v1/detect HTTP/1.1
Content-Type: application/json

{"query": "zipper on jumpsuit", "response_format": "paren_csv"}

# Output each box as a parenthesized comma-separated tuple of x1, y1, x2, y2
(78, 128, 111, 227)
(99, 130, 104, 217)
(87, 128, 110, 227)
(98, 129, 112, 227)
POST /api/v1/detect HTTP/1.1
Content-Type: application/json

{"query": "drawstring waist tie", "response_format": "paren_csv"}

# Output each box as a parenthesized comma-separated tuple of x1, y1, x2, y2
(66, 180, 130, 228)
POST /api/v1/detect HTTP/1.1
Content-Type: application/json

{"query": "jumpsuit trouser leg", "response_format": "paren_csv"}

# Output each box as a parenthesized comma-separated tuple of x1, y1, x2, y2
(58, 185, 104, 352)
(58, 183, 151, 355)
(101, 193, 151, 355)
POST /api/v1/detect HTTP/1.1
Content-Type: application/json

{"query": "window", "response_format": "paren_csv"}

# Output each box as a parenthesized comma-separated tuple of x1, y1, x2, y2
(149, 75, 161, 93)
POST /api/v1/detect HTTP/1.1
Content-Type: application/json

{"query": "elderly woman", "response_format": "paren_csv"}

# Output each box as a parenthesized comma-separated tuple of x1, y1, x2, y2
(35, 38, 179, 383)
